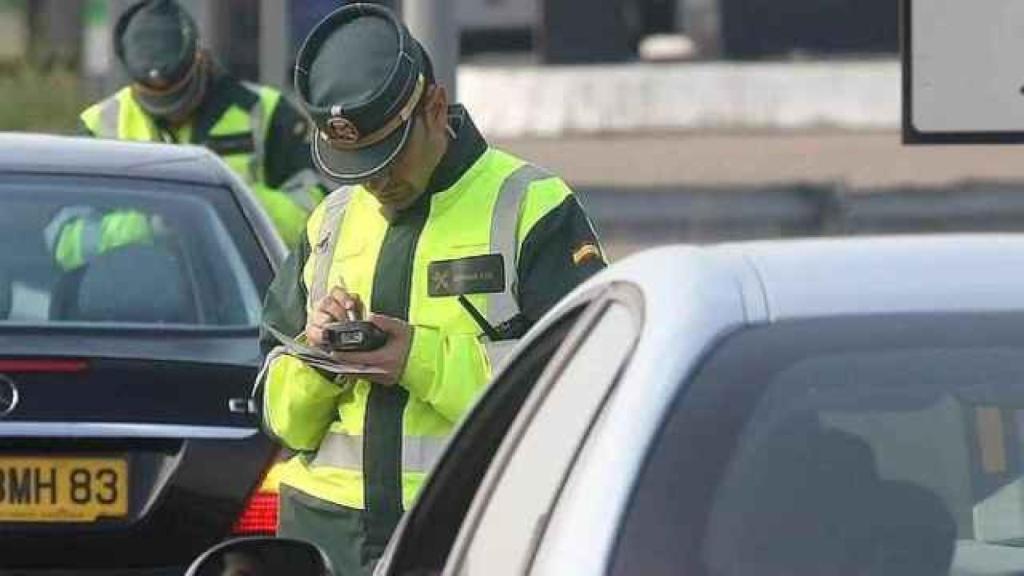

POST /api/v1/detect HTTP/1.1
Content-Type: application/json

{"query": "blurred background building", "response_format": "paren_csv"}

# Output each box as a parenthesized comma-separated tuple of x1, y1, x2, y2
(0, 0, 901, 132)
(4, 0, 1024, 258)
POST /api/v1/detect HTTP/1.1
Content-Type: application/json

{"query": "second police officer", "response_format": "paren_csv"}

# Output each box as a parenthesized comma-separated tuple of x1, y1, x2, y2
(65, 0, 323, 261)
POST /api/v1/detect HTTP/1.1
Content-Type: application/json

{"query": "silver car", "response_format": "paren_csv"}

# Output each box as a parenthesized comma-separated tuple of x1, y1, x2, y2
(192, 234, 1024, 576)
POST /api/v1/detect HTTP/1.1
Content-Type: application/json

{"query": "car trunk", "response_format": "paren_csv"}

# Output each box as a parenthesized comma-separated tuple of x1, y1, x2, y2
(0, 328, 276, 570)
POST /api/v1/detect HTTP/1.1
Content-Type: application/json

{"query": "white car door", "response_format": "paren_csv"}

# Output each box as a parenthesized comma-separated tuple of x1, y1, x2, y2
(443, 284, 644, 576)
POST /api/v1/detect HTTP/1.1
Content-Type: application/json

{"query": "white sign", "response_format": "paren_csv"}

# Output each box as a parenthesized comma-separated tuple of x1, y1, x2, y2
(906, 0, 1024, 142)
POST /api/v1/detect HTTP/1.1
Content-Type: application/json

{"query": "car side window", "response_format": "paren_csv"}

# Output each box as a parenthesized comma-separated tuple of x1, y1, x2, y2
(445, 292, 642, 575)
(387, 303, 591, 575)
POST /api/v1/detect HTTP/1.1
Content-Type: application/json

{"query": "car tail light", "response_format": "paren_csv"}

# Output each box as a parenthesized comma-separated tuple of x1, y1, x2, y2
(231, 460, 285, 535)
(0, 359, 88, 373)
(231, 490, 279, 535)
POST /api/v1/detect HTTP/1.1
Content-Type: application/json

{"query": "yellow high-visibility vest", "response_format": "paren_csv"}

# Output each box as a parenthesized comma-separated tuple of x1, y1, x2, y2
(262, 148, 574, 510)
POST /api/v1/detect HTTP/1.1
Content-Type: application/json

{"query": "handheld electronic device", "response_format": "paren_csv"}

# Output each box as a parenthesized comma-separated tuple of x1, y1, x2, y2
(323, 309, 388, 352)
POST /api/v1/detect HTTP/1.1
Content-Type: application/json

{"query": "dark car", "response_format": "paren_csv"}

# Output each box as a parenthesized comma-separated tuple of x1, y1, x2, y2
(0, 134, 287, 574)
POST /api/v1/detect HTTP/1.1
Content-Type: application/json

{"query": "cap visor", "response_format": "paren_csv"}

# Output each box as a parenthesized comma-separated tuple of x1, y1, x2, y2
(134, 69, 202, 118)
(311, 117, 413, 185)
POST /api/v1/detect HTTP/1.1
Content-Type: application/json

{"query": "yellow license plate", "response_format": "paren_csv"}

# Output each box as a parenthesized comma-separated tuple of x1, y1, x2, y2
(0, 457, 128, 522)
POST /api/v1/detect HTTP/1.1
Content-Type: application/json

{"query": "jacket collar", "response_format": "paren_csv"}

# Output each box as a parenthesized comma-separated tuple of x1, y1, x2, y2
(425, 105, 487, 195)
(386, 105, 487, 222)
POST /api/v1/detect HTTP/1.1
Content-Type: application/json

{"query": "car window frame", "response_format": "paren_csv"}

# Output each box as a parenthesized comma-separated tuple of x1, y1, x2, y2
(443, 282, 644, 576)
(214, 158, 287, 274)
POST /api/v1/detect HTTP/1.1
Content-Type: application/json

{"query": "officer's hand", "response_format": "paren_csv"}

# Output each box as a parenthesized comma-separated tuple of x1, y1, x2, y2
(306, 286, 363, 347)
(333, 314, 412, 387)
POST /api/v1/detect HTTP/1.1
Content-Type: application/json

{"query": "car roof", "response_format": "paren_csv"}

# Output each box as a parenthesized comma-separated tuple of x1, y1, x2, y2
(724, 234, 1024, 320)
(0, 133, 228, 186)
(581, 234, 1024, 324)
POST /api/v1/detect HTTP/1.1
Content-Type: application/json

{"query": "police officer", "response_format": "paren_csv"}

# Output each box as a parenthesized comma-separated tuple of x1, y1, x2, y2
(75, 0, 322, 250)
(258, 5, 606, 573)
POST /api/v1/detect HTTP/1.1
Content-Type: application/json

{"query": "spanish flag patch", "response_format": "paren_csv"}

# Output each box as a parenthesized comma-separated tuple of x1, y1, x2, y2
(572, 243, 602, 266)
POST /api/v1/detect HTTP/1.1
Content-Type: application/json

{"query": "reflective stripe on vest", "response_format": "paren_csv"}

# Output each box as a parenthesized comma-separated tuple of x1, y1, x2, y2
(97, 97, 121, 138)
(247, 93, 265, 184)
(309, 165, 551, 327)
(79, 212, 105, 262)
(309, 187, 355, 307)
(487, 164, 552, 326)
(279, 169, 325, 213)
(311, 430, 448, 474)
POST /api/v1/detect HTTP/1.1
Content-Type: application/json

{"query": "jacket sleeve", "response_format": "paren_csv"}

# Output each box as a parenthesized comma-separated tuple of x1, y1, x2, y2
(260, 237, 311, 355)
(399, 327, 491, 424)
(398, 182, 606, 423)
(260, 236, 342, 451)
(515, 192, 607, 323)
(49, 208, 159, 272)
(263, 95, 328, 194)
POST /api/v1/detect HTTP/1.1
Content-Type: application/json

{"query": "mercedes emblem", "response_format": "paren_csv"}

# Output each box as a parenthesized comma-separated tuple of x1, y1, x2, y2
(0, 375, 19, 418)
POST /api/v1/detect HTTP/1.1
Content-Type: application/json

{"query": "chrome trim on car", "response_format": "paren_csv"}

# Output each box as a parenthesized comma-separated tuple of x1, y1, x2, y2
(0, 422, 258, 439)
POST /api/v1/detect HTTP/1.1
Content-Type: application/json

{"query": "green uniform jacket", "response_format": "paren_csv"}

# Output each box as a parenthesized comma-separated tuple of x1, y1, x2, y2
(259, 107, 605, 571)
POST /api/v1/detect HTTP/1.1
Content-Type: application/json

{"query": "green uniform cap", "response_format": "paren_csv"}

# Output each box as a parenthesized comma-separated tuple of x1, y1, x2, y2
(114, 0, 201, 117)
(295, 4, 429, 184)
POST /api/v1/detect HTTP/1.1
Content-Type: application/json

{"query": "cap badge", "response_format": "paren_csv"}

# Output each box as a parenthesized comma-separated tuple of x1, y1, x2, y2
(326, 115, 360, 145)
(146, 68, 167, 87)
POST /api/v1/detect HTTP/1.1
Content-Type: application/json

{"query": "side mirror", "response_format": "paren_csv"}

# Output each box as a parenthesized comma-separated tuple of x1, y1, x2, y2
(184, 537, 334, 576)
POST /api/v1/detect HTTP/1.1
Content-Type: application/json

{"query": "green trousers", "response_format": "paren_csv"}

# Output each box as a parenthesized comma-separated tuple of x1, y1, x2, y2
(278, 485, 381, 576)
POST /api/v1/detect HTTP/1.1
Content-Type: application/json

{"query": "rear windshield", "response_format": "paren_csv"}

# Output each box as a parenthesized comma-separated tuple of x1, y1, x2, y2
(613, 314, 1024, 576)
(707, 347, 1024, 576)
(0, 177, 264, 327)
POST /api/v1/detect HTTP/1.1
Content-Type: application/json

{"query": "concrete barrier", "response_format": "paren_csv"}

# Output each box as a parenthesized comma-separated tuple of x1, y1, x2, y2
(459, 59, 900, 138)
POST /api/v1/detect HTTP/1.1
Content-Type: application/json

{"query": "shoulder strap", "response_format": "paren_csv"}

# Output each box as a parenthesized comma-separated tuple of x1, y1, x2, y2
(487, 164, 553, 326)
(308, 187, 355, 307)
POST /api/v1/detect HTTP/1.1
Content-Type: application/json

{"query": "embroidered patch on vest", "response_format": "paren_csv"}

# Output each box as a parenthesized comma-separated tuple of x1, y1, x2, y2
(427, 254, 506, 297)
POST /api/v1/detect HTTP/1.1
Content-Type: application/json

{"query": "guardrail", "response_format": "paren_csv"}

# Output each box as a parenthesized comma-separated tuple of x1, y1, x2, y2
(579, 181, 1024, 258)
(461, 60, 900, 138)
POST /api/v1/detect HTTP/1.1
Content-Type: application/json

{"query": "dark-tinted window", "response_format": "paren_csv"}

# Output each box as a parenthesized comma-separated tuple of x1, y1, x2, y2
(612, 314, 1024, 576)
(0, 177, 265, 327)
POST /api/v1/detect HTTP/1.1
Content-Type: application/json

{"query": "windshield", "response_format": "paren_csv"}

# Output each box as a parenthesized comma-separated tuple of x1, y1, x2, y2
(0, 177, 263, 328)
